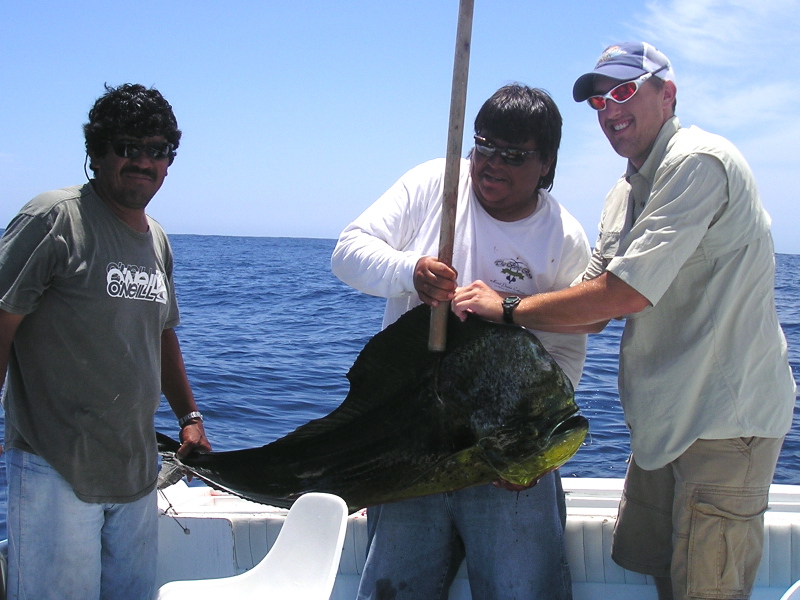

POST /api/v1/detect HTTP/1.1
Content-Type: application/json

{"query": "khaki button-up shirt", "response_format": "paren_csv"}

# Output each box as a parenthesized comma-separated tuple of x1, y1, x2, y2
(586, 117, 795, 469)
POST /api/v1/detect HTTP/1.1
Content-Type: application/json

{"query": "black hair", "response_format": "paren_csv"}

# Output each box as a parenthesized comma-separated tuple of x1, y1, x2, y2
(474, 84, 562, 191)
(83, 83, 181, 161)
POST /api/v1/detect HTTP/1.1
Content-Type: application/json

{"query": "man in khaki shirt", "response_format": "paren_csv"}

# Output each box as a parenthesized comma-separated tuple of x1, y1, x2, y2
(450, 42, 795, 600)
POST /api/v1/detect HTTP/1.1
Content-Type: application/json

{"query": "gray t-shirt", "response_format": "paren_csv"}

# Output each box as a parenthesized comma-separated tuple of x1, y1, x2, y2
(0, 183, 180, 502)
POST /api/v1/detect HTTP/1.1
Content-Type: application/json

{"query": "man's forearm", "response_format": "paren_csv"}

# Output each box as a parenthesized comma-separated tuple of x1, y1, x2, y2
(160, 328, 199, 417)
(0, 309, 25, 391)
(514, 272, 649, 329)
(452, 272, 648, 330)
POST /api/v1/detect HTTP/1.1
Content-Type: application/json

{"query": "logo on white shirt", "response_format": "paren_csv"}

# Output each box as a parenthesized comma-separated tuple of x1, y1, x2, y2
(494, 258, 532, 289)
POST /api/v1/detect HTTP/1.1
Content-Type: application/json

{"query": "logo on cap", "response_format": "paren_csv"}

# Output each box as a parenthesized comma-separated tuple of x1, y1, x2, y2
(596, 46, 628, 67)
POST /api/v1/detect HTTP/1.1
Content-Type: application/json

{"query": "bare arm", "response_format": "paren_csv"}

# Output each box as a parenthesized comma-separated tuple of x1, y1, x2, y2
(452, 272, 650, 331)
(161, 328, 212, 457)
(0, 309, 24, 388)
(0, 309, 26, 456)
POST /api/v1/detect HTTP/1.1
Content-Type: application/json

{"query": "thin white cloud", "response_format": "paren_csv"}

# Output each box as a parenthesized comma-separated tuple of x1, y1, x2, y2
(562, 0, 800, 254)
(633, 0, 800, 144)
(682, 78, 797, 133)
(639, 0, 800, 72)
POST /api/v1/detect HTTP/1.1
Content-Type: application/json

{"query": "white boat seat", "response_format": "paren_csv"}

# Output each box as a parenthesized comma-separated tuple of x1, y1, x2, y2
(155, 492, 348, 600)
(781, 580, 800, 600)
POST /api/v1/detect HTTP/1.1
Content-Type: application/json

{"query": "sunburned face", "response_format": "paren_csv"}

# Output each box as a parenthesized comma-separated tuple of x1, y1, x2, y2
(594, 75, 676, 170)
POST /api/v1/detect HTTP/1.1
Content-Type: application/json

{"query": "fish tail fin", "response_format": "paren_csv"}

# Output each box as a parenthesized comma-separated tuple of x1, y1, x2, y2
(156, 431, 181, 453)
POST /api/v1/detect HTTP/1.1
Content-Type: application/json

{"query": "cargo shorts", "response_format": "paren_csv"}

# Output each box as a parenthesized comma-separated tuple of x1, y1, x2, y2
(611, 437, 783, 600)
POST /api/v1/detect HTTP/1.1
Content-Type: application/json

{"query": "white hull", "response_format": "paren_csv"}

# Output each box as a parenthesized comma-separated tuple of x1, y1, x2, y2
(157, 478, 800, 599)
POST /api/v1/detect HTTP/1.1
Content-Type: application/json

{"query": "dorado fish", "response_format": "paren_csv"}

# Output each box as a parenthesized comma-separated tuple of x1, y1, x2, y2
(157, 303, 588, 513)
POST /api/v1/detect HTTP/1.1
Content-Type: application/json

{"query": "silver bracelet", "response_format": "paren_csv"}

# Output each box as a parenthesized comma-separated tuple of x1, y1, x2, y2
(178, 411, 203, 428)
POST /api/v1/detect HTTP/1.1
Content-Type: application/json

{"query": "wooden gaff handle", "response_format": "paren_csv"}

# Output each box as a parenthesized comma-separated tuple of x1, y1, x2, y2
(428, 0, 474, 352)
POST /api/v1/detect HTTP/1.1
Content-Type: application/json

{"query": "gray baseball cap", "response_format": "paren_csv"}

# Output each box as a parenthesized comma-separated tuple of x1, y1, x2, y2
(573, 42, 675, 102)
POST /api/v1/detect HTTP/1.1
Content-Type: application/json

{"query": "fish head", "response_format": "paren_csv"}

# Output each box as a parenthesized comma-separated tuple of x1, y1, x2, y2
(436, 313, 588, 485)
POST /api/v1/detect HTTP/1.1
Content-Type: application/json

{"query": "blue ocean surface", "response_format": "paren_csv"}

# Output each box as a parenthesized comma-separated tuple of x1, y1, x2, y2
(0, 236, 798, 541)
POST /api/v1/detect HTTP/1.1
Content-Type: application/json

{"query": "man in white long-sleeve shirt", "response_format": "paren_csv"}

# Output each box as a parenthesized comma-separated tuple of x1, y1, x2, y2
(332, 84, 589, 600)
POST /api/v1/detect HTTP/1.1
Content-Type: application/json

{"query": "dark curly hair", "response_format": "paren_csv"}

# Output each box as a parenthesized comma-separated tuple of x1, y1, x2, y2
(83, 83, 181, 162)
(474, 84, 562, 191)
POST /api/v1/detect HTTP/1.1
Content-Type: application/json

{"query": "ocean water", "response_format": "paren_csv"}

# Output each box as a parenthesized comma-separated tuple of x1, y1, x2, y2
(0, 236, 798, 540)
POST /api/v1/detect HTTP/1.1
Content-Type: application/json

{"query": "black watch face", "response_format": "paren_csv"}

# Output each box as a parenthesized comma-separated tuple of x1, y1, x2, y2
(502, 296, 519, 324)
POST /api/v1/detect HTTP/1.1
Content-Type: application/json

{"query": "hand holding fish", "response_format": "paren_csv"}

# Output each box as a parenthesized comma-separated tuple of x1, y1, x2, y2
(452, 280, 505, 322)
(414, 256, 458, 307)
(178, 421, 212, 459)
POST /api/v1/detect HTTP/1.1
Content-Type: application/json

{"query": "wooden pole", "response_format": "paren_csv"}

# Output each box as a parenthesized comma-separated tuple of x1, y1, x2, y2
(428, 0, 474, 352)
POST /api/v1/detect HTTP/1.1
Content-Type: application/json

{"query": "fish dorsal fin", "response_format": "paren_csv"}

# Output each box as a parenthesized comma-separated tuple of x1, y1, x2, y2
(263, 304, 438, 445)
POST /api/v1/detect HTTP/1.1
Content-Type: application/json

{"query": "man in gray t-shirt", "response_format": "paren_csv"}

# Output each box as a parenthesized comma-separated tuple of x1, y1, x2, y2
(0, 83, 212, 600)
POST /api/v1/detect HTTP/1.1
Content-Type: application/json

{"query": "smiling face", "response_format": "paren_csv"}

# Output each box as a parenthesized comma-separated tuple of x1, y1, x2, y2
(469, 132, 552, 222)
(90, 135, 171, 229)
(594, 75, 676, 169)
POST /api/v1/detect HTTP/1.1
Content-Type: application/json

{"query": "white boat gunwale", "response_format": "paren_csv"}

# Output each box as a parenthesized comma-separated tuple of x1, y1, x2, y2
(154, 477, 800, 600)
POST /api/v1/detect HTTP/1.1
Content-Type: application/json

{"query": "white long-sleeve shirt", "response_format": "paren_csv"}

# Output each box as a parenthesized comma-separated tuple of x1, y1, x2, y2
(332, 158, 591, 388)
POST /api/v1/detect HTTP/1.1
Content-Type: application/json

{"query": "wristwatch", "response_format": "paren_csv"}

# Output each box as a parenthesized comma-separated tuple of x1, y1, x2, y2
(502, 296, 521, 324)
(178, 411, 204, 428)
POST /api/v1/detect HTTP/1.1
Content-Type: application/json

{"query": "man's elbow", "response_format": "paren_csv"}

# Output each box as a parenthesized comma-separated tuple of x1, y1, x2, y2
(606, 273, 651, 315)
(625, 294, 651, 314)
(586, 320, 611, 334)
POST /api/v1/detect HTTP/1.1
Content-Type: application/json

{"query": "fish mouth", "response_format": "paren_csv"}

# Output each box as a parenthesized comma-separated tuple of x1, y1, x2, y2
(491, 413, 589, 487)
(550, 414, 589, 440)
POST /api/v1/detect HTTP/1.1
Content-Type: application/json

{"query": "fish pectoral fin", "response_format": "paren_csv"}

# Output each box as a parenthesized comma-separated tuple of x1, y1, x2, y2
(404, 445, 502, 491)
(157, 460, 187, 489)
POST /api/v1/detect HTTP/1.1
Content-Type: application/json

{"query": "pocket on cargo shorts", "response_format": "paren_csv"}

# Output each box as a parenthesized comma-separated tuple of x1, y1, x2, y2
(687, 487, 767, 599)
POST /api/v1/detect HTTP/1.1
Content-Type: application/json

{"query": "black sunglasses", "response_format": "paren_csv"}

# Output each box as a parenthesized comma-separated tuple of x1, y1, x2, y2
(473, 135, 539, 166)
(109, 140, 174, 160)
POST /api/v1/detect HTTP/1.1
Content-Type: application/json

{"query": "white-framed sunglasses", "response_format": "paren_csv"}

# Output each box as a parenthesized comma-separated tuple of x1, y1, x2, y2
(587, 66, 667, 111)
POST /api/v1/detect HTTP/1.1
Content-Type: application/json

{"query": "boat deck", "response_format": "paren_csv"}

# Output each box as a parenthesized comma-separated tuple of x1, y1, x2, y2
(156, 478, 800, 599)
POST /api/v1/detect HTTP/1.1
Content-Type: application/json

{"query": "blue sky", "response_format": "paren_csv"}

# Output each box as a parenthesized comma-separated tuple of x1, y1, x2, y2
(2, 0, 798, 253)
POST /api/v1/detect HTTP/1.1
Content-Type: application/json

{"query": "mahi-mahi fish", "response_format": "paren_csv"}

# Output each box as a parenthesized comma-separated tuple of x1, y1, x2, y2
(157, 303, 588, 513)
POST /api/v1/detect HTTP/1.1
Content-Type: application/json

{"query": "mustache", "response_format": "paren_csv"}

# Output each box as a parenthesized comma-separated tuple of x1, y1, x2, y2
(477, 165, 505, 180)
(121, 165, 157, 179)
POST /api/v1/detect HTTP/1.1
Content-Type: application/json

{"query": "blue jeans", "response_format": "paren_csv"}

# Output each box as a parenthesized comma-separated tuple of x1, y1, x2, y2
(5, 448, 158, 600)
(357, 472, 572, 600)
